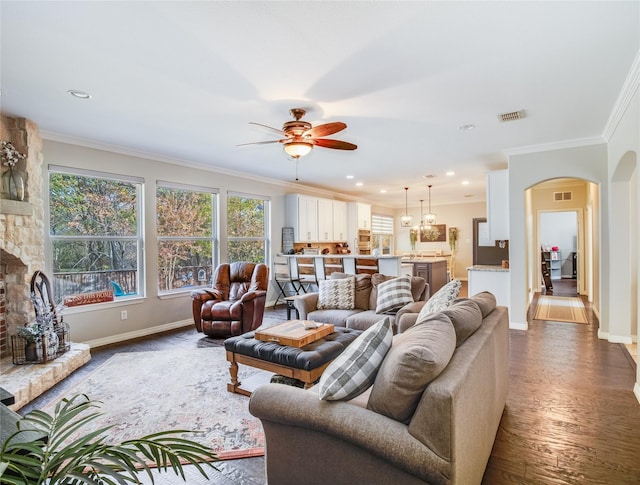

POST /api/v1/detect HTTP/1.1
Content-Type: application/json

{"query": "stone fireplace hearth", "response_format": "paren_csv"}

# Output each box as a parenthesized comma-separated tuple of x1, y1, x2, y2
(1, 115, 91, 409)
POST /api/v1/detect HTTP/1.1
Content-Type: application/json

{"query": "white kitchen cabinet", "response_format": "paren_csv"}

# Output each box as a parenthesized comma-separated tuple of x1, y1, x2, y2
(286, 194, 318, 242)
(317, 198, 334, 242)
(486, 169, 509, 241)
(332, 201, 347, 241)
(348, 202, 371, 230)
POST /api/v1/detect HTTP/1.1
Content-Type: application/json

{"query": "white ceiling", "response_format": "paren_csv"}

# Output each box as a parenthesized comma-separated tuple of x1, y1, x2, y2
(1, 1, 638, 209)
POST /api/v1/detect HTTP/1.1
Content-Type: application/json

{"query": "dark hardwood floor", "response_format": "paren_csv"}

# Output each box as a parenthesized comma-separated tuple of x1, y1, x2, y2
(19, 281, 640, 484)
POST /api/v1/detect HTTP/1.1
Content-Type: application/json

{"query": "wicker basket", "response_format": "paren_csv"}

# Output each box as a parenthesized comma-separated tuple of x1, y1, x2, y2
(11, 322, 71, 365)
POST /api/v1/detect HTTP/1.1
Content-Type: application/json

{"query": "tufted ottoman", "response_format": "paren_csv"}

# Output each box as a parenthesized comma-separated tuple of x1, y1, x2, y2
(224, 326, 362, 396)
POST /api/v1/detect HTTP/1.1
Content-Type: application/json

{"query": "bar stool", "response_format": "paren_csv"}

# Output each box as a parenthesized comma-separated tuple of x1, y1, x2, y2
(272, 256, 303, 307)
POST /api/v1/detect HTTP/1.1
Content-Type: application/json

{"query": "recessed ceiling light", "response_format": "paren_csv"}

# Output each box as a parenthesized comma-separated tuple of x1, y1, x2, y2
(462, 180, 470, 185)
(380, 189, 387, 193)
(68, 90, 91, 99)
(355, 182, 363, 187)
(459, 124, 475, 131)
(346, 175, 354, 179)
(423, 174, 436, 179)
(464, 194, 474, 198)
(446, 171, 455, 176)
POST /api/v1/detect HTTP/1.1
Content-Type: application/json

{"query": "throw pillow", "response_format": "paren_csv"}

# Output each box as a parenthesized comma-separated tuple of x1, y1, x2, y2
(375, 275, 414, 314)
(317, 277, 355, 310)
(367, 313, 456, 423)
(441, 299, 483, 346)
(318, 317, 393, 401)
(415, 279, 462, 325)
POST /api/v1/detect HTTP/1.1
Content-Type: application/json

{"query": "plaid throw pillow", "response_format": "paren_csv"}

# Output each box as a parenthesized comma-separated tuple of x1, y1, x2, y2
(375, 275, 414, 314)
(416, 279, 462, 325)
(318, 317, 393, 401)
(317, 277, 355, 310)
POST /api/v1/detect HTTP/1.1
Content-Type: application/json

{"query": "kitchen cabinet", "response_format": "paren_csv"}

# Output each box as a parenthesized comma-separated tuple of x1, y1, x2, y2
(286, 194, 318, 242)
(411, 260, 448, 295)
(286, 194, 348, 243)
(332, 201, 347, 241)
(348, 202, 371, 230)
(317, 198, 334, 242)
(486, 169, 509, 241)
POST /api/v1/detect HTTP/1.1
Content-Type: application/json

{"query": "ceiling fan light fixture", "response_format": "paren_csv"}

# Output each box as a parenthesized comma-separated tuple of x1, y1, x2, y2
(401, 186, 413, 227)
(284, 141, 313, 159)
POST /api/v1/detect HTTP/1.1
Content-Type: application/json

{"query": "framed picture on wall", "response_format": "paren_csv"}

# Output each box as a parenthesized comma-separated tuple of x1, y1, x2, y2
(420, 224, 446, 242)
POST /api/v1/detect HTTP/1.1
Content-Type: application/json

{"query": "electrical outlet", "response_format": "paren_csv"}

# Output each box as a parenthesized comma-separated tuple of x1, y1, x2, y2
(120, 310, 128, 320)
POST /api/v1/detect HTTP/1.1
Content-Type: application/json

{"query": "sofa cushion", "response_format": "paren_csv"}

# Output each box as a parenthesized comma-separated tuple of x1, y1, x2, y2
(330, 273, 372, 310)
(470, 291, 497, 317)
(367, 313, 456, 423)
(442, 299, 483, 346)
(346, 310, 393, 332)
(415, 279, 462, 324)
(375, 275, 414, 314)
(317, 277, 355, 310)
(318, 317, 393, 401)
(308, 309, 361, 327)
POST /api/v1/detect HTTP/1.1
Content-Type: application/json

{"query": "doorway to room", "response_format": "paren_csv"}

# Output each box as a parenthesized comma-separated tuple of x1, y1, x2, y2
(539, 210, 578, 297)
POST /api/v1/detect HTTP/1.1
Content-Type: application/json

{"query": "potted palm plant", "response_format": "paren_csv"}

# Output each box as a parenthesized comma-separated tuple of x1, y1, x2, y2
(0, 394, 218, 484)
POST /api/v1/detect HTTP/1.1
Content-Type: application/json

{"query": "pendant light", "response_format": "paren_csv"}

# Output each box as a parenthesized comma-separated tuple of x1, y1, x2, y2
(424, 184, 437, 225)
(422, 185, 441, 240)
(418, 199, 426, 239)
(400, 187, 413, 227)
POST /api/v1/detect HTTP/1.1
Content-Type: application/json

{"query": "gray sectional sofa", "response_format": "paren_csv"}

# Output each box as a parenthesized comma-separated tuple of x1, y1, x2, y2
(291, 272, 429, 333)
(249, 292, 509, 484)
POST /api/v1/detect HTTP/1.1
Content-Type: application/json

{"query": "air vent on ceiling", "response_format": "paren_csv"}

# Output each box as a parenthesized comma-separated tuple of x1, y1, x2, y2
(497, 110, 526, 122)
(553, 191, 572, 201)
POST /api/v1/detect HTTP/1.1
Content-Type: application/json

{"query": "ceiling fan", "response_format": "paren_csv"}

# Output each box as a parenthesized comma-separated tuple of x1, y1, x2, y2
(239, 108, 357, 159)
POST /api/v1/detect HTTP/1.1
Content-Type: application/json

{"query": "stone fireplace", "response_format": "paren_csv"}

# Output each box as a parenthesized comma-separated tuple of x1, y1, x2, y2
(0, 115, 46, 359)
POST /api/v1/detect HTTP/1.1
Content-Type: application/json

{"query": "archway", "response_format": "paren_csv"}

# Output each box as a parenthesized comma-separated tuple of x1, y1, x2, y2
(525, 178, 597, 311)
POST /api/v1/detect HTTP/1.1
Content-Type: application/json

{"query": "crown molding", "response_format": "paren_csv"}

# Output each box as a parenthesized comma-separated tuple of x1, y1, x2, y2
(39, 130, 361, 202)
(602, 48, 640, 141)
(503, 136, 605, 158)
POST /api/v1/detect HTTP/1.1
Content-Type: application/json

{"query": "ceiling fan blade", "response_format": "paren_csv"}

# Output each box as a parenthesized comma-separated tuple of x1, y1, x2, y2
(304, 122, 347, 138)
(237, 139, 287, 147)
(249, 122, 288, 136)
(314, 138, 357, 150)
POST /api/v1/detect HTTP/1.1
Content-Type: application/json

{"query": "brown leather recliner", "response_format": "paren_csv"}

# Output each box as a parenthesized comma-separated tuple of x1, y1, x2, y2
(191, 262, 269, 338)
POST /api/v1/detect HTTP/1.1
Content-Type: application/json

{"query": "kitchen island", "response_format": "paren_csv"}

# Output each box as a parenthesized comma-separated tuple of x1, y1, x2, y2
(280, 254, 404, 279)
(400, 257, 449, 295)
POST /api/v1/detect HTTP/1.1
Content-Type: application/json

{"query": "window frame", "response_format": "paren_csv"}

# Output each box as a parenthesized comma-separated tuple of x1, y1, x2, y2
(226, 191, 271, 265)
(371, 213, 394, 255)
(156, 180, 219, 295)
(47, 164, 145, 303)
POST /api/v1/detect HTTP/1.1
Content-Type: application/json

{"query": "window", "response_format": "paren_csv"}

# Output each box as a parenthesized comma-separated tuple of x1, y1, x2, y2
(371, 214, 394, 255)
(48, 166, 143, 302)
(227, 192, 270, 264)
(156, 182, 218, 293)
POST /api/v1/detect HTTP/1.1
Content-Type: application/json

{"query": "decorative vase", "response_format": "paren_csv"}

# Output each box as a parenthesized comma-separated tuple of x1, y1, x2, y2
(45, 330, 59, 361)
(2, 167, 25, 201)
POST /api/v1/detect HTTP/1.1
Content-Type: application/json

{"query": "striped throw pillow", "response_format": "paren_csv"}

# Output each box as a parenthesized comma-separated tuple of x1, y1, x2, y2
(375, 275, 414, 314)
(318, 317, 393, 401)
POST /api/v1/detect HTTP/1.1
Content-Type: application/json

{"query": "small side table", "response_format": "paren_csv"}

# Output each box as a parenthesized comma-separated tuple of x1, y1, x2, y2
(284, 296, 300, 320)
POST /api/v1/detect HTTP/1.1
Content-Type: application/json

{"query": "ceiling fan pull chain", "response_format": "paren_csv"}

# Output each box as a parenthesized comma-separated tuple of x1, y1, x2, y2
(295, 159, 299, 181)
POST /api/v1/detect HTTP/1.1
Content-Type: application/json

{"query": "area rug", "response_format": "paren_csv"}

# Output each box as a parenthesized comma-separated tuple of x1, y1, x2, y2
(534, 295, 589, 324)
(43, 347, 264, 460)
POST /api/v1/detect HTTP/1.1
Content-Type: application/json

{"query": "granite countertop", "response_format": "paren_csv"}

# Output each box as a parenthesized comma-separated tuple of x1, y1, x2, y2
(279, 253, 400, 259)
(401, 257, 448, 263)
(467, 265, 510, 272)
